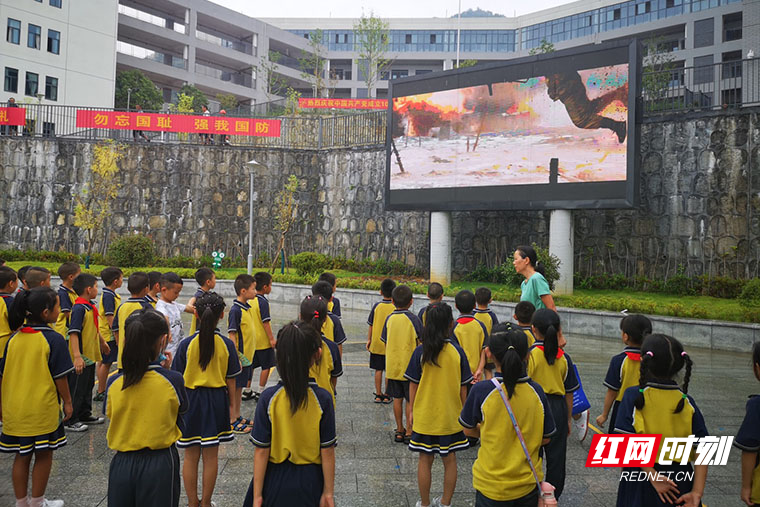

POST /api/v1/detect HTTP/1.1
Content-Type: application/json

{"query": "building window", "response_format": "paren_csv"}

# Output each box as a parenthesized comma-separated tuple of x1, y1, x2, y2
(7, 18, 20, 44)
(405, 33, 411, 44)
(4, 67, 18, 93)
(613, 8, 621, 21)
(47, 29, 60, 54)
(28, 24, 41, 49)
(636, 2, 651, 15)
(665, 0, 682, 7)
(693, 18, 714, 48)
(723, 13, 742, 42)
(25, 72, 39, 96)
(50, 0, 62, 7)
(45, 76, 58, 101)
(430, 34, 437, 44)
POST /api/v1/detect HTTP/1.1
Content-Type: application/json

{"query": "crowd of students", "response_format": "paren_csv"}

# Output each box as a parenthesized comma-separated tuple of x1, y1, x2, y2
(0, 256, 759, 507)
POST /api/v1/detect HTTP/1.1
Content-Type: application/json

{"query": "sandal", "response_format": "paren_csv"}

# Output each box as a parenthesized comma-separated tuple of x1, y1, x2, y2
(404, 434, 412, 444)
(240, 417, 253, 427)
(374, 393, 384, 404)
(231, 417, 251, 434)
(394, 430, 406, 443)
(381, 394, 393, 404)
(242, 391, 255, 401)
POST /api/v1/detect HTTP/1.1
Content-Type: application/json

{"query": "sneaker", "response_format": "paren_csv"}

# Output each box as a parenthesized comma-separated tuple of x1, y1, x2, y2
(574, 409, 589, 442)
(252, 392, 261, 402)
(431, 497, 443, 507)
(80, 415, 105, 425)
(42, 498, 64, 507)
(64, 422, 88, 432)
(241, 390, 255, 401)
(93, 392, 105, 402)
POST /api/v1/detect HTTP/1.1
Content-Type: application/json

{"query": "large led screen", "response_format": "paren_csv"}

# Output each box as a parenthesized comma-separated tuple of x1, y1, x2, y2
(385, 41, 639, 211)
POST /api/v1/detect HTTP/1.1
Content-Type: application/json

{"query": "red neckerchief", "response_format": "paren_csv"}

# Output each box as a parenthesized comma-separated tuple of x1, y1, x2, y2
(536, 345, 565, 359)
(457, 316, 476, 324)
(20, 326, 37, 333)
(624, 351, 641, 361)
(75, 297, 99, 328)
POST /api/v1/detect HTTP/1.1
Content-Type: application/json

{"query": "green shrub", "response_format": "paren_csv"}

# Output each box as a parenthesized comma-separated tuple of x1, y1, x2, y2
(464, 264, 501, 284)
(291, 252, 331, 276)
(739, 278, 760, 308)
(497, 243, 561, 289)
(107, 234, 155, 267)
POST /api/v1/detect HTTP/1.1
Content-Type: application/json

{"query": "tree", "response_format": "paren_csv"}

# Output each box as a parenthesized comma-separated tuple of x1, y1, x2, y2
(216, 93, 238, 112)
(454, 59, 478, 69)
(298, 29, 327, 97)
(284, 87, 302, 116)
(529, 39, 555, 55)
(353, 13, 391, 99)
(270, 175, 300, 273)
(114, 70, 162, 110)
(257, 51, 288, 102)
(74, 140, 124, 262)
(641, 36, 677, 112)
(178, 84, 208, 111)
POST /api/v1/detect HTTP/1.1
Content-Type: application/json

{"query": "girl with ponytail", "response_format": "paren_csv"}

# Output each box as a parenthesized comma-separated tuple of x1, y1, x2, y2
(1, 287, 72, 507)
(459, 323, 556, 506)
(301, 295, 343, 405)
(172, 292, 241, 507)
(615, 334, 708, 507)
(526, 308, 579, 500)
(244, 322, 336, 507)
(105, 308, 188, 507)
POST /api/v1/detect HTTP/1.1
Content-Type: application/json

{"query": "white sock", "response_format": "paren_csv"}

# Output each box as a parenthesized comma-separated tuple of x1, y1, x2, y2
(29, 497, 43, 507)
(242, 388, 252, 395)
(258, 384, 266, 393)
(15, 497, 28, 507)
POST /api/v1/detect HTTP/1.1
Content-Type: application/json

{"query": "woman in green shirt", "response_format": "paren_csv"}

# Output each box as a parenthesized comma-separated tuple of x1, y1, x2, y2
(513, 245, 557, 311)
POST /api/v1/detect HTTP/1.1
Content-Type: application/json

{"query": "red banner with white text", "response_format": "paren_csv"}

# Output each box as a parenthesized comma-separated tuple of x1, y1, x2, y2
(299, 98, 387, 110)
(0, 107, 26, 126)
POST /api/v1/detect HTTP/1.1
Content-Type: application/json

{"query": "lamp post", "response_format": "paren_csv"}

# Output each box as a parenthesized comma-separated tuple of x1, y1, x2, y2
(245, 159, 265, 274)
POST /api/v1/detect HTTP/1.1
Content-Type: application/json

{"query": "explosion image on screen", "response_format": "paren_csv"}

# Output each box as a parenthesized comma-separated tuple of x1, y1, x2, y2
(389, 63, 629, 190)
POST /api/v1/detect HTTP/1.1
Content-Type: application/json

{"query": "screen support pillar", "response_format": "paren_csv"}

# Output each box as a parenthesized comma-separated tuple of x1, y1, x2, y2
(430, 211, 452, 286)
(549, 209, 574, 295)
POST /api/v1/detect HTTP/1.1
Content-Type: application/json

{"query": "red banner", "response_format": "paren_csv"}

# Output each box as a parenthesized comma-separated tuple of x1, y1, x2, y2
(0, 107, 26, 126)
(299, 98, 387, 110)
(75, 110, 281, 137)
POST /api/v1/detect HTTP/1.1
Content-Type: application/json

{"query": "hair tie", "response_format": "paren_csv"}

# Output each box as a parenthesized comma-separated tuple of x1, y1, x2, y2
(681, 351, 687, 357)
(507, 345, 515, 350)
(638, 388, 645, 393)
(682, 393, 688, 400)
(646, 351, 654, 357)
(314, 310, 320, 318)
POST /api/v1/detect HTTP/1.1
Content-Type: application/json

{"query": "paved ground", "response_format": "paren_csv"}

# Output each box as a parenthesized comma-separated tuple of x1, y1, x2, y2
(1, 301, 756, 506)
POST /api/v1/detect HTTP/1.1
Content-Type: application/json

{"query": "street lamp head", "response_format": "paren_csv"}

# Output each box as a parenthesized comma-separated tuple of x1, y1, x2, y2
(245, 159, 266, 172)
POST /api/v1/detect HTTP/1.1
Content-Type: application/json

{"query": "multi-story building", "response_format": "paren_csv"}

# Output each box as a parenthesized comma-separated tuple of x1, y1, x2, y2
(0, 0, 118, 108)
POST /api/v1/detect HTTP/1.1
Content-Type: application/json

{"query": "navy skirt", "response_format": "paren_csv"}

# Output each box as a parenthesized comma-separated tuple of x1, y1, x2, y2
(408, 431, 469, 456)
(177, 387, 233, 447)
(616, 463, 701, 507)
(0, 422, 67, 455)
(243, 461, 324, 507)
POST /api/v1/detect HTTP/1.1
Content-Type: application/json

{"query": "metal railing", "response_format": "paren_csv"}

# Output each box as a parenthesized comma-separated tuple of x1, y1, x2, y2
(0, 103, 386, 150)
(643, 58, 759, 114)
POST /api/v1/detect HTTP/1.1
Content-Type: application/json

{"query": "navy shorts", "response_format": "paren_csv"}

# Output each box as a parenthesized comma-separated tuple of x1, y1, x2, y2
(252, 348, 276, 370)
(475, 488, 538, 507)
(386, 379, 409, 401)
(108, 446, 180, 507)
(236, 365, 253, 389)
(369, 353, 385, 371)
(102, 340, 118, 364)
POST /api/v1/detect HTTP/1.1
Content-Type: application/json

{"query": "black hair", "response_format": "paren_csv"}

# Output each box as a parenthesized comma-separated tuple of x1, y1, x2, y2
(475, 287, 492, 306)
(635, 334, 693, 414)
(25, 267, 51, 288)
(380, 278, 396, 298)
(531, 308, 561, 365)
(454, 290, 476, 314)
(515, 245, 546, 277)
(620, 314, 653, 346)
(0, 267, 17, 290)
(489, 323, 529, 398)
(127, 271, 150, 295)
(318, 272, 337, 287)
(72, 273, 98, 296)
(121, 309, 169, 390)
(148, 271, 162, 289)
(514, 301, 535, 325)
(8, 286, 58, 329)
(254, 271, 272, 289)
(421, 302, 453, 366)
(427, 282, 443, 300)
(100, 267, 123, 286)
(17, 266, 31, 283)
(195, 292, 225, 371)
(300, 295, 328, 336)
(276, 322, 322, 414)
(234, 274, 256, 295)
(195, 267, 215, 286)
(160, 272, 183, 288)
(391, 285, 413, 308)
(312, 280, 333, 301)
(57, 261, 81, 280)
(753, 342, 760, 369)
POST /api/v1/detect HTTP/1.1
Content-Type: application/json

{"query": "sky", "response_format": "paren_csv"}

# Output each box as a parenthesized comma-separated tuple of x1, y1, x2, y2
(209, 0, 573, 19)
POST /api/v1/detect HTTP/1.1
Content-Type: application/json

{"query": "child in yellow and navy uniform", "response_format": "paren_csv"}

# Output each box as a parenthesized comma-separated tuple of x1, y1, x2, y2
(228, 274, 257, 432)
(405, 302, 472, 507)
(318, 272, 341, 317)
(513, 301, 536, 346)
(105, 308, 188, 507)
(66, 273, 109, 431)
(527, 308, 579, 500)
(185, 267, 216, 336)
(243, 322, 336, 507)
(736, 342, 760, 507)
(53, 262, 80, 338)
(95, 267, 123, 401)
(312, 282, 347, 358)
(300, 295, 343, 405)
(143, 271, 162, 308)
(452, 290, 488, 384)
(113, 272, 151, 370)
(460, 324, 557, 506)
(247, 272, 276, 401)
(0, 266, 18, 359)
(1, 287, 73, 507)
(596, 314, 652, 434)
(417, 282, 443, 326)
(172, 292, 240, 507)
(614, 334, 708, 507)
(474, 287, 499, 336)
(381, 285, 422, 443)
(367, 278, 396, 404)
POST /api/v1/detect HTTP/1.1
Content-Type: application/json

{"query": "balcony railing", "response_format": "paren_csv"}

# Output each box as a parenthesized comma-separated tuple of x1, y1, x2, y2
(195, 63, 254, 88)
(196, 29, 254, 56)
(117, 41, 187, 69)
(118, 4, 186, 34)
